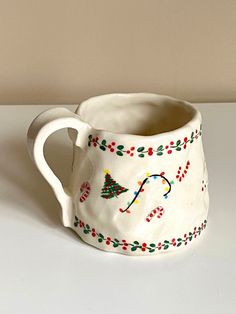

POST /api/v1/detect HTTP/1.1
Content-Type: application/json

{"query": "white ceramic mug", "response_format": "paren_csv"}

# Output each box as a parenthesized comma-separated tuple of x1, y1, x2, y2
(27, 93, 209, 255)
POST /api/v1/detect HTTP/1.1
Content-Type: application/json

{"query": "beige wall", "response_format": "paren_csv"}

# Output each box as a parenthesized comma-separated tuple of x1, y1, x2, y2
(0, 0, 236, 104)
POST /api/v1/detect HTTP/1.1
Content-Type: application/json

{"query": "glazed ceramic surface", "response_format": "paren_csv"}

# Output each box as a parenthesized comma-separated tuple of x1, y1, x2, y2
(27, 93, 209, 255)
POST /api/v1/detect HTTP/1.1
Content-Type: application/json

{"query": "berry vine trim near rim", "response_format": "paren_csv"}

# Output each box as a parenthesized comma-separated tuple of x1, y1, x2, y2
(87, 125, 202, 157)
(74, 216, 207, 253)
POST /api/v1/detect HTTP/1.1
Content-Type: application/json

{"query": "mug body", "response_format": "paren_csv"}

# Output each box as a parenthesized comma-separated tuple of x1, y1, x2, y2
(69, 93, 209, 255)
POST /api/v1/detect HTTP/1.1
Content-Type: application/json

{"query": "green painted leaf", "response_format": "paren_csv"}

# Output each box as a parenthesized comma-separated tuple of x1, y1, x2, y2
(138, 153, 145, 158)
(177, 242, 182, 247)
(191, 132, 194, 138)
(98, 233, 104, 239)
(113, 243, 119, 247)
(133, 241, 139, 245)
(177, 238, 182, 241)
(157, 145, 164, 151)
(100, 146, 106, 151)
(116, 151, 123, 156)
(137, 147, 145, 152)
(190, 139, 193, 143)
(157, 151, 163, 156)
(164, 245, 169, 250)
(88, 135, 93, 140)
(149, 249, 155, 253)
(117, 145, 124, 150)
(149, 243, 156, 248)
(85, 224, 90, 229)
(131, 246, 137, 251)
(164, 240, 169, 244)
(176, 140, 181, 146)
(84, 230, 89, 234)
(176, 147, 181, 151)
(114, 238, 119, 242)
(98, 238, 103, 243)
(101, 139, 106, 145)
(88, 142, 91, 147)
(189, 236, 193, 241)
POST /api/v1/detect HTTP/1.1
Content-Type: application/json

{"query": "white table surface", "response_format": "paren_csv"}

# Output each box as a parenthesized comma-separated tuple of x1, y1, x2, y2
(0, 103, 235, 314)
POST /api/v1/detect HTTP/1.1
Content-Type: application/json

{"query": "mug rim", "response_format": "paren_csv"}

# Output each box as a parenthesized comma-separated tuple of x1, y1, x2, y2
(76, 93, 201, 139)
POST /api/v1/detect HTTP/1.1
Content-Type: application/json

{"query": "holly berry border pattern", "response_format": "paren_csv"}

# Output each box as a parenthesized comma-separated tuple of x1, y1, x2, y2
(87, 125, 202, 158)
(74, 216, 207, 253)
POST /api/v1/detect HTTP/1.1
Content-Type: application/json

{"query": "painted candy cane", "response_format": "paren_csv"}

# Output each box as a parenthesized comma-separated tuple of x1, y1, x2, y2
(79, 182, 91, 203)
(146, 206, 165, 222)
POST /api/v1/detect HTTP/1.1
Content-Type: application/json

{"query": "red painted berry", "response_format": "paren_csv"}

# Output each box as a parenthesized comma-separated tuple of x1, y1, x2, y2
(106, 240, 110, 245)
(122, 239, 126, 243)
(167, 150, 172, 154)
(184, 137, 188, 142)
(92, 228, 95, 232)
(183, 144, 187, 149)
(108, 144, 111, 148)
(111, 142, 116, 146)
(130, 153, 134, 157)
(148, 151, 153, 156)
(171, 238, 176, 243)
(126, 150, 130, 154)
(141, 247, 146, 252)
(107, 237, 111, 241)
(122, 246, 127, 250)
(142, 243, 147, 247)
(130, 146, 135, 151)
(170, 141, 174, 145)
(110, 148, 115, 152)
(93, 143, 97, 147)
(92, 232, 96, 237)
(165, 145, 169, 149)
(158, 242, 162, 247)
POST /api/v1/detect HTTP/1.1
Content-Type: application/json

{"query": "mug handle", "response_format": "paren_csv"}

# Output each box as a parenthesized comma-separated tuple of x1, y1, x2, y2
(27, 107, 91, 227)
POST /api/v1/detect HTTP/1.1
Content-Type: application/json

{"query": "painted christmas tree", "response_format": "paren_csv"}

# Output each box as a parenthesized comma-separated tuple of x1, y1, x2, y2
(101, 170, 128, 199)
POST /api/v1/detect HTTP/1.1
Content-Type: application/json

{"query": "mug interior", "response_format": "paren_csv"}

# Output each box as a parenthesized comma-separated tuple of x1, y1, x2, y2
(77, 93, 197, 136)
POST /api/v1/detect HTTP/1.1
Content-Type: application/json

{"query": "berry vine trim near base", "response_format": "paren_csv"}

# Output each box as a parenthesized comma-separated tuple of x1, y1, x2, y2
(74, 217, 207, 253)
(87, 125, 202, 158)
